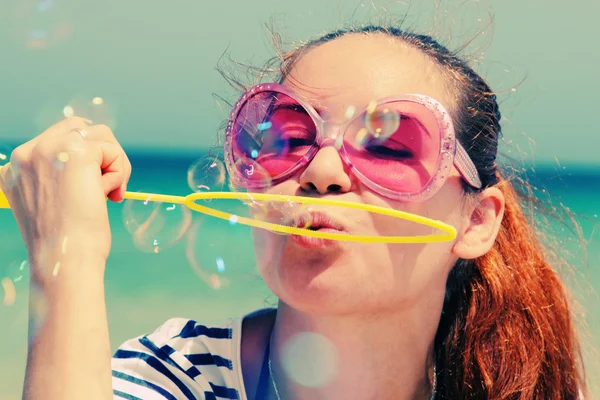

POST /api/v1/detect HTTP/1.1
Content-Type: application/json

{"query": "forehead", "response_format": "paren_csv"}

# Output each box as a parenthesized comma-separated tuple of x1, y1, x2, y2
(284, 33, 457, 117)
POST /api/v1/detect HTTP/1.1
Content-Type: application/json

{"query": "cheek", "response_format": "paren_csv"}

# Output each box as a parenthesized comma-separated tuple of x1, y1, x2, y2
(252, 229, 282, 272)
(361, 179, 464, 281)
(363, 181, 464, 239)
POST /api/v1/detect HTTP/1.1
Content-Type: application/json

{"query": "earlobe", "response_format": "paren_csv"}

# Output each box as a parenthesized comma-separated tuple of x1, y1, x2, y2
(452, 187, 505, 260)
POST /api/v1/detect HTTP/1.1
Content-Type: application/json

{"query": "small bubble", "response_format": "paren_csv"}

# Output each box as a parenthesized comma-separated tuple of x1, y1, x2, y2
(365, 105, 401, 139)
(63, 96, 117, 128)
(229, 158, 272, 192)
(263, 202, 311, 236)
(122, 193, 192, 253)
(187, 155, 226, 196)
(7, 260, 28, 283)
(229, 215, 239, 225)
(15, 0, 71, 49)
(184, 221, 236, 290)
(510, 88, 517, 92)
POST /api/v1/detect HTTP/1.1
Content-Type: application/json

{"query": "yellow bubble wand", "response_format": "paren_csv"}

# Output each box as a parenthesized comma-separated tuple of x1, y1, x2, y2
(0, 188, 456, 243)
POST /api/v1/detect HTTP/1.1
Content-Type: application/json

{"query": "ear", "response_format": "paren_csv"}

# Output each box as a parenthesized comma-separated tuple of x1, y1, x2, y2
(452, 187, 505, 260)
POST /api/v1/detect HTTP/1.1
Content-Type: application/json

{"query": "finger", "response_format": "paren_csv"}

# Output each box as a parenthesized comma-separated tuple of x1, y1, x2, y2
(0, 163, 7, 190)
(12, 117, 92, 159)
(33, 117, 92, 144)
(92, 142, 129, 198)
(83, 124, 132, 187)
(0, 162, 19, 192)
(106, 182, 127, 203)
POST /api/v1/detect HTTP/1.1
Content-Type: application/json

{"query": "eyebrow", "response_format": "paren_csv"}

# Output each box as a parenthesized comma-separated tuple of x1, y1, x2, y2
(271, 95, 326, 116)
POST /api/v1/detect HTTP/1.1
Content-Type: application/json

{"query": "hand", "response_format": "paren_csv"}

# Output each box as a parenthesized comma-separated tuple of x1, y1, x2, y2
(0, 117, 131, 279)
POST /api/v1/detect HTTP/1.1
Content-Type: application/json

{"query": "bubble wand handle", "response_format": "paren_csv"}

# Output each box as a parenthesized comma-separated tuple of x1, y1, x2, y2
(0, 190, 8, 209)
(0, 190, 187, 209)
(0, 189, 187, 209)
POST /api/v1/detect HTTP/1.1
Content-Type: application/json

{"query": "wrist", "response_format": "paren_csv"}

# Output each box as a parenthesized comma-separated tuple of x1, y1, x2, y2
(29, 247, 107, 291)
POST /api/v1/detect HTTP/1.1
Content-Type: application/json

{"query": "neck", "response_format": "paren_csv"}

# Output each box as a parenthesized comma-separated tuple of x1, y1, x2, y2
(268, 301, 440, 400)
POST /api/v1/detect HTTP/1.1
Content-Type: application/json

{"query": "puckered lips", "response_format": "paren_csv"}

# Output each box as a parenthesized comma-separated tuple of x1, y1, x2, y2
(290, 211, 348, 248)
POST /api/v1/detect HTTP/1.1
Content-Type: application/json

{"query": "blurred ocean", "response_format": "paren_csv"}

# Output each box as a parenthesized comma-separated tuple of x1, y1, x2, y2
(0, 151, 598, 399)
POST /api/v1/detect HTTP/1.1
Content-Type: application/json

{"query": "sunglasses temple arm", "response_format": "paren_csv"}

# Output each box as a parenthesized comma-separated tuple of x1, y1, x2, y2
(454, 143, 482, 189)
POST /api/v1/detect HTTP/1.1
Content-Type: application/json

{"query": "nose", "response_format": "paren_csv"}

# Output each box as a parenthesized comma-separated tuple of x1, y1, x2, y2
(299, 147, 352, 195)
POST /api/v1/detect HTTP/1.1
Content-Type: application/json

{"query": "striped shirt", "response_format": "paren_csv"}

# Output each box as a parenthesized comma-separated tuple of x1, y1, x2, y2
(112, 310, 587, 400)
(111, 311, 263, 400)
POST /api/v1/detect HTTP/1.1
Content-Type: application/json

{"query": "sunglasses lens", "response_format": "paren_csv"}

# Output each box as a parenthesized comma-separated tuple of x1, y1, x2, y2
(231, 91, 316, 186)
(344, 101, 442, 194)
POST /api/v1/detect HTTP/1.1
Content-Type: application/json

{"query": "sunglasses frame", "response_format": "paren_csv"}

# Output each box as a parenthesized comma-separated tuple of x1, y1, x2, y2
(224, 83, 482, 202)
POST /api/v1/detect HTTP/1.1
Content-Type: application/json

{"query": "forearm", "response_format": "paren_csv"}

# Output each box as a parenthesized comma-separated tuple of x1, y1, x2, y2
(23, 252, 112, 400)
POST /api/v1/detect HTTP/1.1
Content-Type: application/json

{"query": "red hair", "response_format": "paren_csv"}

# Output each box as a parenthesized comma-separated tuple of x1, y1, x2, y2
(437, 173, 586, 398)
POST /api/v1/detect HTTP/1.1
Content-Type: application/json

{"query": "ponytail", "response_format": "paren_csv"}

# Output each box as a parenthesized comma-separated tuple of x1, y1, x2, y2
(435, 171, 586, 399)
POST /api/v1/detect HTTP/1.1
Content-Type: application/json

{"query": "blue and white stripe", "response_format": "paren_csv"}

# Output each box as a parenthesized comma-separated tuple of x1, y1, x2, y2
(112, 317, 245, 400)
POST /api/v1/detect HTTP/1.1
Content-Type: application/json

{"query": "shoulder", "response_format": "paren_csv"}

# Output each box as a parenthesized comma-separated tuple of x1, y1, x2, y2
(112, 317, 243, 400)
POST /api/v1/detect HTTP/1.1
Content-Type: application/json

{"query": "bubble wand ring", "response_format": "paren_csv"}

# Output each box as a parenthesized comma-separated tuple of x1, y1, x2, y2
(0, 190, 456, 243)
(128, 191, 456, 244)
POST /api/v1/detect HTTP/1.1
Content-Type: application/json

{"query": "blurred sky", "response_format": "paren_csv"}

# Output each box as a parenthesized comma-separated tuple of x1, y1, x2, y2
(0, 0, 598, 166)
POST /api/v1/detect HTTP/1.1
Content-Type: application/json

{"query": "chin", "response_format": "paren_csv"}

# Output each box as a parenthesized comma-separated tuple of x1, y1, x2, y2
(263, 248, 372, 315)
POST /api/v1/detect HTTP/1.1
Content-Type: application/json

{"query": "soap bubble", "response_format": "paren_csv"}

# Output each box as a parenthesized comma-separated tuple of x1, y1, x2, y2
(13, 0, 72, 49)
(2, 260, 29, 307)
(229, 157, 273, 192)
(225, 158, 314, 234)
(261, 201, 312, 236)
(6, 260, 29, 283)
(62, 95, 117, 128)
(185, 219, 256, 289)
(364, 103, 401, 140)
(187, 155, 226, 196)
(122, 192, 192, 253)
(280, 332, 337, 388)
(228, 158, 274, 218)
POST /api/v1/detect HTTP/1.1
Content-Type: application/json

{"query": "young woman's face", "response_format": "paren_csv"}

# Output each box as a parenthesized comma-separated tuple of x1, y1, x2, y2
(252, 33, 468, 315)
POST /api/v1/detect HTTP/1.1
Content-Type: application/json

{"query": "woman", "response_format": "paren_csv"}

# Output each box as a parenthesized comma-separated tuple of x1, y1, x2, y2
(2, 26, 587, 399)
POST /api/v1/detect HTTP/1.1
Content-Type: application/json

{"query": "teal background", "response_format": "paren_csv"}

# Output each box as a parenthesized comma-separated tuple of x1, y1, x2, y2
(0, 0, 599, 398)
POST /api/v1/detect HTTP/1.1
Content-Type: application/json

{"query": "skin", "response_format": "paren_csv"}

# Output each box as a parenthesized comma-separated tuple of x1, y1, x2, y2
(1, 33, 504, 400)
(241, 33, 505, 400)
(0, 117, 131, 400)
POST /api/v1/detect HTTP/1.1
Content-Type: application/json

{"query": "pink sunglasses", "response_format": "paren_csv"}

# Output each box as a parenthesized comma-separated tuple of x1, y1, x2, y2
(224, 83, 481, 202)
